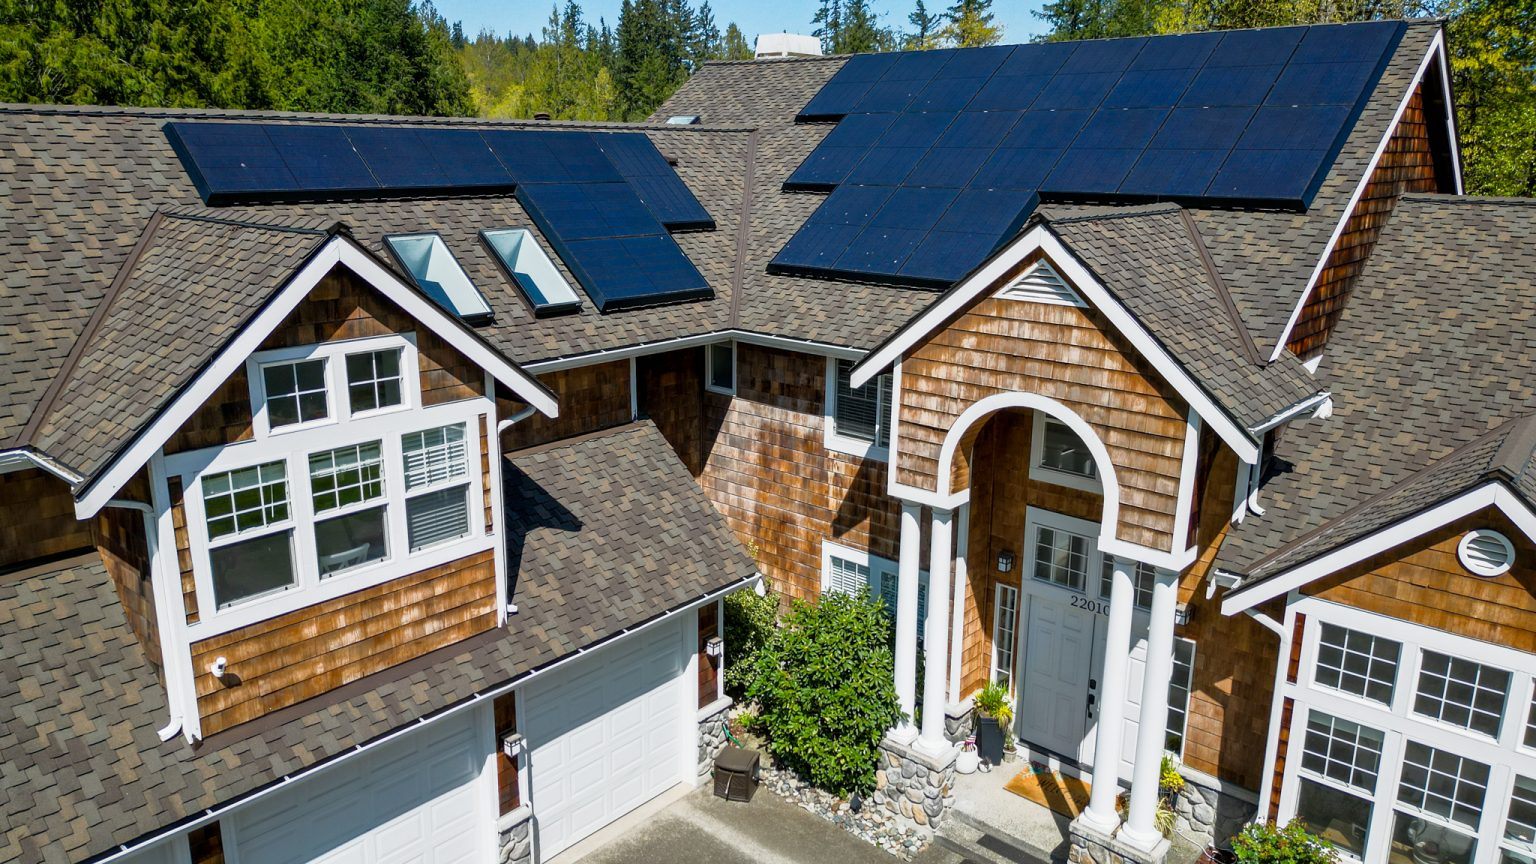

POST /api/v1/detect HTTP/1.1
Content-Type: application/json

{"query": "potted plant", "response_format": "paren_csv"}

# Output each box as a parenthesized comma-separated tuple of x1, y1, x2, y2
(1231, 820, 1338, 864)
(1160, 755, 1186, 809)
(973, 682, 1012, 765)
(956, 738, 981, 774)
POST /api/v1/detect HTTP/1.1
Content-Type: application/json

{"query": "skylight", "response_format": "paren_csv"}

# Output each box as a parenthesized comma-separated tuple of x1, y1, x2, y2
(480, 228, 582, 317)
(384, 233, 494, 324)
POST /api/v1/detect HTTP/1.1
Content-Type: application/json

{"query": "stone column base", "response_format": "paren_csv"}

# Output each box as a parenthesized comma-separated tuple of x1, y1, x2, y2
(1170, 766, 1258, 848)
(498, 805, 534, 864)
(697, 697, 734, 778)
(1069, 814, 1170, 864)
(871, 733, 958, 833)
(943, 699, 974, 743)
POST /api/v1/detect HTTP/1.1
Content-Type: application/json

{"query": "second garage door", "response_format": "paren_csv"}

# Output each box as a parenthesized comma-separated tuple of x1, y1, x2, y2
(525, 619, 690, 859)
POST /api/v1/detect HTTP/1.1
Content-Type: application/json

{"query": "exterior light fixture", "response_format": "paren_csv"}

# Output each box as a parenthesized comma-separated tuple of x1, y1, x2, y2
(997, 549, 1016, 573)
(1174, 603, 1192, 627)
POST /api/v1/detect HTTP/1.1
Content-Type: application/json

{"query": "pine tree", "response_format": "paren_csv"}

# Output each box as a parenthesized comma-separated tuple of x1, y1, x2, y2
(907, 0, 942, 48)
(813, 0, 844, 54)
(722, 22, 754, 59)
(942, 0, 1002, 47)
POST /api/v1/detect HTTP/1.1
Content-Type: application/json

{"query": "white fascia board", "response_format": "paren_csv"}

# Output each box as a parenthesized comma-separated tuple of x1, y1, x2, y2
(852, 225, 1260, 464)
(1220, 481, 1536, 615)
(0, 448, 82, 483)
(521, 329, 866, 374)
(1270, 33, 1447, 361)
(75, 236, 555, 519)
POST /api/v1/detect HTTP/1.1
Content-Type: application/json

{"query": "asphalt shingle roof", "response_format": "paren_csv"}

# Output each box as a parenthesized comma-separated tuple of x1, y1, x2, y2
(0, 420, 756, 864)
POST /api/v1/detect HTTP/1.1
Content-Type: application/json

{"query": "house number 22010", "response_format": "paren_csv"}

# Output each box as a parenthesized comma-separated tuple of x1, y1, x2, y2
(1071, 595, 1110, 615)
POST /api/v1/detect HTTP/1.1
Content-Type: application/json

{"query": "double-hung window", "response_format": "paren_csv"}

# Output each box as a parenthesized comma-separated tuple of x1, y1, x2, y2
(1294, 710, 1385, 860)
(1503, 776, 1536, 864)
(823, 543, 926, 630)
(829, 358, 892, 456)
(203, 461, 297, 608)
(310, 442, 388, 575)
(262, 358, 330, 429)
(1413, 651, 1510, 738)
(402, 423, 472, 551)
(1392, 741, 1489, 864)
(1316, 623, 1401, 705)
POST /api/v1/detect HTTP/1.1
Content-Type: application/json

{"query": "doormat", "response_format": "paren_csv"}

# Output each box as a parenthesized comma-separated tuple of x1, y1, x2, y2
(1002, 761, 1093, 819)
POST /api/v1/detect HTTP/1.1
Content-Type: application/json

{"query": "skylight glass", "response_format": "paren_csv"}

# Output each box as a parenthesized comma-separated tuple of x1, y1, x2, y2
(384, 233, 494, 324)
(480, 228, 582, 316)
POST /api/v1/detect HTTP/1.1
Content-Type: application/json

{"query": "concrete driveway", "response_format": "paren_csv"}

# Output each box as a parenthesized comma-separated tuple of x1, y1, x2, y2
(565, 784, 965, 864)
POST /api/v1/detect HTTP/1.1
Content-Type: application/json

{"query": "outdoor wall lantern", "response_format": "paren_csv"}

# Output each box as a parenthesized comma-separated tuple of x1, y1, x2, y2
(1174, 602, 1192, 626)
(996, 549, 1016, 573)
(705, 636, 724, 659)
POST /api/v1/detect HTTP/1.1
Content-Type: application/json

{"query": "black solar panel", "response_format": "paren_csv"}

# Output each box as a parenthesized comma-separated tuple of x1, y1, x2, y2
(772, 21, 1405, 288)
(164, 123, 303, 202)
(596, 133, 715, 230)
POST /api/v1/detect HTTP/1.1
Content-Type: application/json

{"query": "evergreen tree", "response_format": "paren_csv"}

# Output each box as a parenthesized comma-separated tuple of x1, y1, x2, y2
(907, 0, 942, 48)
(942, 0, 1002, 46)
(813, 0, 844, 53)
(723, 23, 754, 59)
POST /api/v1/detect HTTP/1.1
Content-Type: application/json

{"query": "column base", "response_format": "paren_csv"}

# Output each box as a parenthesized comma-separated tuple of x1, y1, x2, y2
(887, 722, 919, 745)
(871, 733, 959, 833)
(497, 805, 534, 864)
(943, 699, 975, 743)
(1068, 814, 1169, 864)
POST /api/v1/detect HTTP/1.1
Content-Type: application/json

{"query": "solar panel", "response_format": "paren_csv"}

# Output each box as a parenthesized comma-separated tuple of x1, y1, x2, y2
(775, 21, 1407, 287)
(484, 130, 623, 184)
(596, 133, 715, 230)
(413, 130, 516, 187)
(797, 53, 901, 119)
(347, 127, 514, 192)
(164, 123, 297, 203)
(263, 125, 377, 192)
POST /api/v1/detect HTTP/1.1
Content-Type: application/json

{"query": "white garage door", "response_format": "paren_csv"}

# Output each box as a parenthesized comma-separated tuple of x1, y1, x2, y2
(233, 708, 488, 864)
(525, 620, 689, 859)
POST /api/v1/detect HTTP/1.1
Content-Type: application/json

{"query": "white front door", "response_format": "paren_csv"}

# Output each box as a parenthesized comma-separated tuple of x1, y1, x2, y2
(1017, 592, 1096, 761)
(524, 620, 689, 859)
(232, 708, 489, 864)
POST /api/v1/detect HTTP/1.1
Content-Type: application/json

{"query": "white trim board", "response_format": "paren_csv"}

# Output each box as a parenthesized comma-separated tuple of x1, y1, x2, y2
(1221, 481, 1536, 615)
(848, 224, 1261, 465)
(74, 236, 558, 520)
(1269, 33, 1455, 361)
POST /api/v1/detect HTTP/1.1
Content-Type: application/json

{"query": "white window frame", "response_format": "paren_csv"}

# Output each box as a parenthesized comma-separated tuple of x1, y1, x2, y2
(992, 583, 1020, 694)
(200, 459, 299, 608)
(343, 346, 409, 419)
(170, 333, 489, 639)
(824, 356, 891, 462)
(1030, 411, 1103, 493)
(1167, 637, 1197, 759)
(1027, 507, 1101, 594)
(253, 355, 336, 435)
(705, 340, 736, 396)
(1412, 650, 1514, 741)
(248, 334, 420, 437)
(1314, 621, 1403, 707)
(1277, 596, 1536, 864)
(820, 540, 927, 627)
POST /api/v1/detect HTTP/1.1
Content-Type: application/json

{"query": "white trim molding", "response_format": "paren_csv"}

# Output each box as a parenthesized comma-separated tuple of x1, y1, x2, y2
(1221, 481, 1536, 615)
(74, 235, 557, 520)
(848, 224, 1261, 465)
(0, 447, 83, 482)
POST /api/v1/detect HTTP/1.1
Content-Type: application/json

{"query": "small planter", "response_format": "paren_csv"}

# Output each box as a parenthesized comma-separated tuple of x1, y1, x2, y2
(977, 716, 1005, 764)
(1199, 847, 1236, 864)
(956, 749, 981, 774)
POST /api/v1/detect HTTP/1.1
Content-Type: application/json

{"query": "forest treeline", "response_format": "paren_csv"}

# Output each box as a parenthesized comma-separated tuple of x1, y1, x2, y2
(0, 0, 1528, 194)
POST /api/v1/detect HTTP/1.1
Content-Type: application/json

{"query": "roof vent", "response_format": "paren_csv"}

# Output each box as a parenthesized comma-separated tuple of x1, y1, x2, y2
(998, 261, 1084, 308)
(481, 228, 582, 317)
(667, 115, 702, 125)
(384, 233, 494, 324)
(1458, 528, 1515, 577)
(533, 112, 551, 121)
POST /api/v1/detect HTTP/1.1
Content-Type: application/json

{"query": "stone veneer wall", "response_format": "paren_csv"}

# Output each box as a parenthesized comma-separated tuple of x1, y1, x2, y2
(1069, 819, 1170, 864)
(1172, 768, 1258, 848)
(498, 806, 533, 864)
(698, 698, 733, 776)
(944, 702, 974, 743)
(871, 735, 957, 831)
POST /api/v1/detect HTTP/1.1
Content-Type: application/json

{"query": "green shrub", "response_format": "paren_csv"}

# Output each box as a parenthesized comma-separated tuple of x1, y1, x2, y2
(723, 579, 778, 700)
(1160, 755, 1185, 796)
(748, 588, 904, 795)
(1232, 821, 1338, 864)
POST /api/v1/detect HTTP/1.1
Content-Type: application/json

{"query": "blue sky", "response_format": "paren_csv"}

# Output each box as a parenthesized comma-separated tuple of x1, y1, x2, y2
(434, 0, 1049, 45)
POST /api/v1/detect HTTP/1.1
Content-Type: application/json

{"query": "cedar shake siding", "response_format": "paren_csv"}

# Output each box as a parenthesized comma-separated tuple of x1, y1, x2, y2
(1284, 85, 1443, 359)
(0, 468, 92, 571)
(499, 359, 632, 453)
(166, 266, 484, 457)
(896, 259, 1191, 552)
(191, 549, 497, 735)
(1302, 507, 1536, 652)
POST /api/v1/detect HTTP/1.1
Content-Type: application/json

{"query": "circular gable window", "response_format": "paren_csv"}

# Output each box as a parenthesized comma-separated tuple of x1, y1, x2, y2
(1458, 529, 1515, 577)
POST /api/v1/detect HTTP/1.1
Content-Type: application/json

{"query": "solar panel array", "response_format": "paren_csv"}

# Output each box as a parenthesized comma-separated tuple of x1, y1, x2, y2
(773, 21, 1404, 288)
(164, 122, 716, 312)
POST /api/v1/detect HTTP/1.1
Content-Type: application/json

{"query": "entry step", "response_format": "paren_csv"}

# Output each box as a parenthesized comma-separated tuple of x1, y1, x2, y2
(937, 813, 1057, 864)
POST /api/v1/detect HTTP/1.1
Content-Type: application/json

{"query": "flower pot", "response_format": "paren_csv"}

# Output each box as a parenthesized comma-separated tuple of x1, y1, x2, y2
(1199, 846, 1236, 864)
(977, 715, 1005, 765)
(956, 749, 981, 774)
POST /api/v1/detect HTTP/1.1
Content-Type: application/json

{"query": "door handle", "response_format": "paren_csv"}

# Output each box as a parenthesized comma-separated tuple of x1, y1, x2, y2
(1089, 678, 1098, 690)
(1086, 694, 1096, 706)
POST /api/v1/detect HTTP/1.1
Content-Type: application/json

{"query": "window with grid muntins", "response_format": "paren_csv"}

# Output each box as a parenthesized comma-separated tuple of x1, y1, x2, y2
(833, 359, 891, 448)
(1300, 710, 1385, 792)
(1099, 556, 1154, 609)
(1413, 650, 1510, 738)
(1166, 640, 1195, 755)
(1397, 741, 1490, 829)
(994, 585, 1018, 690)
(402, 424, 468, 490)
(204, 461, 289, 538)
(1034, 525, 1090, 591)
(1315, 622, 1400, 705)
(263, 358, 329, 427)
(346, 349, 403, 414)
(309, 442, 384, 512)
(1508, 776, 1536, 849)
(828, 555, 870, 596)
(1525, 695, 1536, 750)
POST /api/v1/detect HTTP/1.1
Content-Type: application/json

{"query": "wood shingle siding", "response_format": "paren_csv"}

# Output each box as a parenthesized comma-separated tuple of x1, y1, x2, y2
(169, 476, 200, 625)
(638, 348, 708, 476)
(1302, 507, 1536, 652)
(0, 467, 91, 571)
(1285, 85, 1440, 359)
(897, 286, 1190, 551)
(190, 549, 497, 735)
(698, 602, 719, 708)
(93, 500, 162, 675)
(499, 359, 632, 453)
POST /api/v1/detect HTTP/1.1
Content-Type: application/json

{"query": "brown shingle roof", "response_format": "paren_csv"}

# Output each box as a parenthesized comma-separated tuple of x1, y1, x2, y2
(0, 420, 755, 864)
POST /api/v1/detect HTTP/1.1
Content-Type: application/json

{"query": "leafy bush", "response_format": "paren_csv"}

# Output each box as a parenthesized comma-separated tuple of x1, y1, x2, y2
(722, 578, 778, 700)
(1233, 821, 1338, 864)
(748, 588, 904, 795)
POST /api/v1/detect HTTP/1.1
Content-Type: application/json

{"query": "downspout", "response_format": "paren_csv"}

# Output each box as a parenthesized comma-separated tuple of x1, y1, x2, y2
(497, 405, 537, 434)
(103, 498, 184, 742)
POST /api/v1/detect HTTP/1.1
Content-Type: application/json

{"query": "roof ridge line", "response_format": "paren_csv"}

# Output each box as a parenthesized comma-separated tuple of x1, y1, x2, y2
(161, 209, 334, 235)
(729, 130, 759, 329)
(19, 211, 168, 454)
(1043, 204, 1183, 225)
(1490, 413, 1536, 485)
(1177, 208, 1266, 367)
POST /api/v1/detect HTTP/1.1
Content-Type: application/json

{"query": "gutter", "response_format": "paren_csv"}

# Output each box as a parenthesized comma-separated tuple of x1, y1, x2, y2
(87, 572, 761, 864)
(1247, 391, 1332, 436)
(0, 447, 83, 484)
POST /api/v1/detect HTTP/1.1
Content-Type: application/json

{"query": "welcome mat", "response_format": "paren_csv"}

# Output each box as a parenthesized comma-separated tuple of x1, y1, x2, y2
(1002, 761, 1093, 819)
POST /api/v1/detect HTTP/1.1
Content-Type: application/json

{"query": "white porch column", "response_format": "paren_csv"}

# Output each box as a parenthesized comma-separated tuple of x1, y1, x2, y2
(918, 507, 954, 754)
(1122, 568, 1180, 851)
(1079, 558, 1137, 833)
(893, 500, 923, 740)
(947, 504, 970, 704)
